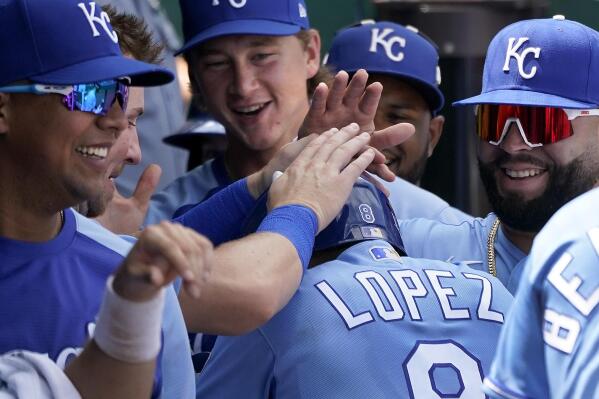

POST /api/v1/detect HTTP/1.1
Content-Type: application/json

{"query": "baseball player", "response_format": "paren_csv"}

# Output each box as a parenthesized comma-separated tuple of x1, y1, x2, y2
(141, 0, 461, 228)
(95, 0, 188, 197)
(0, 1, 382, 398)
(324, 20, 472, 224)
(483, 187, 599, 399)
(196, 179, 513, 398)
(399, 16, 599, 293)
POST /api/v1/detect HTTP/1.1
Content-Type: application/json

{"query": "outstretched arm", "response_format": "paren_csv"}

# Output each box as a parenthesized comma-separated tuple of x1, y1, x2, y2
(179, 124, 380, 334)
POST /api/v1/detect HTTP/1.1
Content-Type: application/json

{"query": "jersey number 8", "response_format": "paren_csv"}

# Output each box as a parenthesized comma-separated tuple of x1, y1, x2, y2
(403, 340, 485, 399)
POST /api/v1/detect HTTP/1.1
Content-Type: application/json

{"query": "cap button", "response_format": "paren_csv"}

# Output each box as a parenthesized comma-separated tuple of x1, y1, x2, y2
(552, 15, 566, 21)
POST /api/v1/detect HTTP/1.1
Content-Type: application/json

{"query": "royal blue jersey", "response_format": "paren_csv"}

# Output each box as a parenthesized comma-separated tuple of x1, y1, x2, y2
(484, 188, 599, 399)
(0, 209, 194, 398)
(197, 239, 512, 398)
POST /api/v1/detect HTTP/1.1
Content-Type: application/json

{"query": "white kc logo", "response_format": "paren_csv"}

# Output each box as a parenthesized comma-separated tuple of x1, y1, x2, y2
(369, 28, 406, 62)
(503, 37, 541, 79)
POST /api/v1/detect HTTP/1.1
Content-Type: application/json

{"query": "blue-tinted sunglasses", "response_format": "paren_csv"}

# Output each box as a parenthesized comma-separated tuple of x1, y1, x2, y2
(0, 80, 129, 115)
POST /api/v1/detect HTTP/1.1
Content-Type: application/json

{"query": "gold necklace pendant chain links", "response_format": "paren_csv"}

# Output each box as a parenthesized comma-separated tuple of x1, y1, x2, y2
(487, 218, 500, 277)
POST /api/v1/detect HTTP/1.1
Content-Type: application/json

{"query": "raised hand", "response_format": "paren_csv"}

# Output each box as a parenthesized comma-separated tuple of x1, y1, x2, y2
(300, 69, 414, 181)
(112, 222, 213, 302)
(268, 123, 376, 233)
(95, 164, 161, 235)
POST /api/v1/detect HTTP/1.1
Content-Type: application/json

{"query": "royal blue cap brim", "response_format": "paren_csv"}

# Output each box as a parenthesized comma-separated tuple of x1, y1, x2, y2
(453, 89, 598, 109)
(176, 20, 302, 55)
(29, 55, 174, 87)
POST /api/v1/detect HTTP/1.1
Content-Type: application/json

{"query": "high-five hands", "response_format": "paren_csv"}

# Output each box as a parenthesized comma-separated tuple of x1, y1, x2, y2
(300, 69, 415, 181)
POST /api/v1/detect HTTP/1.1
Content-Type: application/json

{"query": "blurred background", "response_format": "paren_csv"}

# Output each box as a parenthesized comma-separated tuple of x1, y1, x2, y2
(161, 0, 599, 217)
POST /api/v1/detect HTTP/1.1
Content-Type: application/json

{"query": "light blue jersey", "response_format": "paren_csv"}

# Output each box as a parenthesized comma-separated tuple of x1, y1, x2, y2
(146, 155, 472, 225)
(484, 188, 599, 399)
(381, 177, 473, 224)
(197, 240, 512, 398)
(0, 209, 195, 399)
(146, 157, 230, 225)
(399, 214, 527, 292)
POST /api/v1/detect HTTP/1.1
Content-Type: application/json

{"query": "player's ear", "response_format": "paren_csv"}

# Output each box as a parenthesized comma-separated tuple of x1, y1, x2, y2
(302, 29, 321, 80)
(427, 114, 445, 157)
(0, 93, 10, 135)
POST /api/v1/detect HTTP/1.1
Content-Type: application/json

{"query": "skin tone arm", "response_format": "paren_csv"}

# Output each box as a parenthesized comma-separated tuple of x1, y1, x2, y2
(94, 69, 411, 236)
(65, 222, 212, 399)
(179, 123, 414, 335)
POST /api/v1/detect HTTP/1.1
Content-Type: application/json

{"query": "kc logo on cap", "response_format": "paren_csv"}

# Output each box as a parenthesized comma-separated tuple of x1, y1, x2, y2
(78, 2, 118, 43)
(455, 16, 599, 108)
(0, 0, 173, 87)
(502, 37, 541, 80)
(326, 21, 444, 113)
(178, 0, 310, 54)
(370, 28, 406, 62)
(211, 0, 247, 8)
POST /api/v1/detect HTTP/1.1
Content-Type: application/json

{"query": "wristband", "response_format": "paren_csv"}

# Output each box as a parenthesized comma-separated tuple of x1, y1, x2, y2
(257, 204, 319, 270)
(175, 178, 256, 245)
(93, 276, 165, 363)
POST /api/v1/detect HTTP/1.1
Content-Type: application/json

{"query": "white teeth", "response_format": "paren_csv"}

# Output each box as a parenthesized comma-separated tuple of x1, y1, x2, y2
(505, 169, 543, 178)
(76, 146, 108, 159)
(235, 103, 265, 113)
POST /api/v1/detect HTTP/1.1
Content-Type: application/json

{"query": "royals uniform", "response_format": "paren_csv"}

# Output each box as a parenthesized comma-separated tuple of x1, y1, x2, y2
(0, 209, 194, 398)
(483, 188, 599, 399)
(145, 156, 473, 226)
(196, 240, 512, 398)
(399, 214, 527, 293)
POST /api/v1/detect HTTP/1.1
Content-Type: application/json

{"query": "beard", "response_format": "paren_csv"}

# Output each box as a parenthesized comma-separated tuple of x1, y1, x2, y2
(402, 150, 430, 185)
(478, 151, 599, 233)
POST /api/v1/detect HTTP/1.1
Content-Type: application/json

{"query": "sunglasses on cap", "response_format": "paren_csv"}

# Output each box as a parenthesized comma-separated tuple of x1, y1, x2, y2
(476, 104, 599, 147)
(0, 79, 129, 116)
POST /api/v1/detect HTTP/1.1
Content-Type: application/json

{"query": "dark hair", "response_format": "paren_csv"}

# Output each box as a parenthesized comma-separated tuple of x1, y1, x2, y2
(185, 30, 333, 111)
(102, 5, 164, 64)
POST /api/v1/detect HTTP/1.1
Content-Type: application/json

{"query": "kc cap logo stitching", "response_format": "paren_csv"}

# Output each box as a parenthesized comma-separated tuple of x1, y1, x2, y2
(454, 16, 599, 108)
(370, 28, 406, 62)
(298, 2, 307, 18)
(503, 37, 541, 79)
(77, 2, 118, 44)
(326, 21, 444, 112)
(178, 0, 310, 54)
(211, 0, 247, 8)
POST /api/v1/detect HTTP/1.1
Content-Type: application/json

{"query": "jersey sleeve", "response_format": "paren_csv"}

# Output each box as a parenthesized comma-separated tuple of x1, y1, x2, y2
(159, 286, 195, 399)
(196, 330, 275, 398)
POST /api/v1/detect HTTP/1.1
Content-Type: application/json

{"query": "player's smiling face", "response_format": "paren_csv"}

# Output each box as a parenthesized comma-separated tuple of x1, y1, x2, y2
(477, 113, 599, 232)
(190, 33, 320, 152)
(374, 75, 443, 184)
(83, 86, 144, 217)
(0, 91, 128, 208)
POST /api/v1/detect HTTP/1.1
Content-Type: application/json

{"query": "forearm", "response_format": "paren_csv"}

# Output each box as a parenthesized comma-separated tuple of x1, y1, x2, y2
(180, 232, 302, 335)
(65, 340, 155, 399)
(175, 178, 258, 245)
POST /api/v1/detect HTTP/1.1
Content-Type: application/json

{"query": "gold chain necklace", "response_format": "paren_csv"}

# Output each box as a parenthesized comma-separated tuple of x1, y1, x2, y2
(487, 218, 500, 277)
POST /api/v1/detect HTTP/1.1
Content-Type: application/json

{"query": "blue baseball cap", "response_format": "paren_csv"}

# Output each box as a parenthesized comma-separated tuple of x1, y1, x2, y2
(163, 118, 227, 150)
(325, 20, 444, 113)
(177, 0, 310, 55)
(454, 16, 599, 108)
(0, 0, 173, 87)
